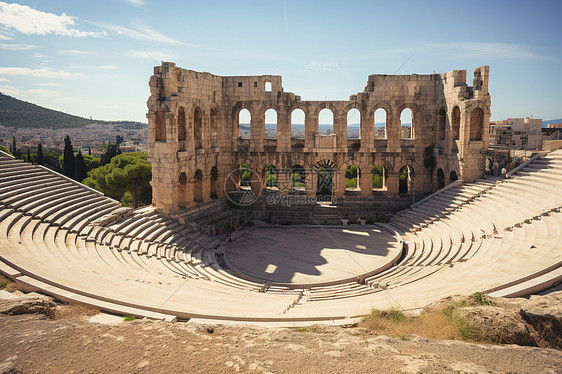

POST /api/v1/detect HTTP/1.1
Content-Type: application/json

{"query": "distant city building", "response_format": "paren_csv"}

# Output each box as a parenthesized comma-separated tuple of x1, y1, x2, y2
(489, 116, 542, 149)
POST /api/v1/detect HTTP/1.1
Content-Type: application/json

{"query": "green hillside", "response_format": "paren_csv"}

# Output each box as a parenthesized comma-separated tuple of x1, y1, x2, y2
(0, 92, 99, 129)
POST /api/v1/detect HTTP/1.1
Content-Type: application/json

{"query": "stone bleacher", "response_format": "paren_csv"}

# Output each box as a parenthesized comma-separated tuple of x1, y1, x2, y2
(0, 148, 561, 324)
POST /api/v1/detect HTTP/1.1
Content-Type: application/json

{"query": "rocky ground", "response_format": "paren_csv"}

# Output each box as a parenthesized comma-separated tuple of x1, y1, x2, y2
(0, 289, 561, 374)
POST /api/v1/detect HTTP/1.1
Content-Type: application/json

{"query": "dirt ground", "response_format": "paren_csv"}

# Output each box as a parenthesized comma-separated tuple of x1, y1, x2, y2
(1, 313, 561, 374)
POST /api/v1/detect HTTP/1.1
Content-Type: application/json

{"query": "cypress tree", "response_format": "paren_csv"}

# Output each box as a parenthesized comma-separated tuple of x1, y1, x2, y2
(75, 150, 87, 182)
(12, 136, 16, 155)
(26, 148, 31, 163)
(37, 143, 43, 165)
(63, 135, 75, 179)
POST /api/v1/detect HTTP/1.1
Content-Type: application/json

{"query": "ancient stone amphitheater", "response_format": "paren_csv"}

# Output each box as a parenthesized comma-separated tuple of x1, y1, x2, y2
(1, 148, 561, 324)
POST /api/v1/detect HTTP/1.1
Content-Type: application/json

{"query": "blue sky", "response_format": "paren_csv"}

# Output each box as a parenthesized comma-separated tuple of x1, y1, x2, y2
(0, 0, 561, 123)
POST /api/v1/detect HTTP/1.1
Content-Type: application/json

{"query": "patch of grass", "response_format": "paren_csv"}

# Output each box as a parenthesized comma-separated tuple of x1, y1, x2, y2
(361, 305, 479, 342)
(54, 303, 100, 320)
(123, 315, 136, 322)
(294, 327, 307, 332)
(471, 292, 492, 306)
(0, 275, 17, 292)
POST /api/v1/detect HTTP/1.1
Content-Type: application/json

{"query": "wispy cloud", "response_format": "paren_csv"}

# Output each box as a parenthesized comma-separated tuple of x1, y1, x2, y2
(36, 82, 60, 87)
(0, 2, 106, 37)
(123, 0, 144, 7)
(33, 53, 46, 58)
(0, 33, 11, 40)
(127, 50, 175, 61)
(57, 49, 96, 55)
(27, 88, 58, 96)
(305, 61, 339, 72)
(99, 23, 188, 46)
(0, 77, 8, 82)
(0, 43, 39, 50)
(0, 67, 78, 78)
(428, 42, 542, 60)
(97, 65, 117, 70)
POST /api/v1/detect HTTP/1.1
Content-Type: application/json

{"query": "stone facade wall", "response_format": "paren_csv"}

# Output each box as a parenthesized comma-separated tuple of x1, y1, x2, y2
(147, 62, 491, 213)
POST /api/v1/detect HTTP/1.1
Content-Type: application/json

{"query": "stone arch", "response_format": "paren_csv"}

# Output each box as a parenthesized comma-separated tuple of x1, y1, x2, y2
(374, 107, 387, 139)
(178, 107, 187, 142)
(345, 164, 360, 191)
(291, 164, 306, 190)
(314, 160, 335, 198)
(265, 108, 277, 139)
(155, 109, 166, 142)
(436, 168, 445, 189)
(264, 164, 278, 188)
(399, 107, 414, 139)
(290, 108, 305, 139)
(193, 169, 203, 203)
(210, 166, 218, 199)
(437, 107, 446, 141)
(346, 108, 361, 139)
(470, 107, 484, 141)
(178, 172, 188, 207)
(451, 106, 461, 141)
(449, 170, 458, 183)
(237, 108, 251, 139)
(318, 108, 334, 135)
(193, 107, 202, 140)
(264, 80, 272, 92)
(398, 165, 414, 194)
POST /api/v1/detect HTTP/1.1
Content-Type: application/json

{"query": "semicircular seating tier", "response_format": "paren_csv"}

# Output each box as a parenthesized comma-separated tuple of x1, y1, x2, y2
(0, 149, 561, 323)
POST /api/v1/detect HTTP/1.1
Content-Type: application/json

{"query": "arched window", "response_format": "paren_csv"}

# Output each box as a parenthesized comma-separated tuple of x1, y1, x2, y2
(238, 109, 251, 139)
(265, 81, 272, 91)
(436, 168, 445, 189)
(239, 164, 251, 187)
(318, 108, 334, 135)
(372, 165, 386, 190)
(470, 108, 484, 141)
(291, 165, 306, 190)
(194, 107, 202, 139)
(399, 165, 412, 194)
(451, 106, 460, 141)
(265, 109, 277, 139)
(210, 167, 218, 199)
(437, 107, 446, 141)
(178, 172, 187, 207)
(178, 107, 186, 141)
(155, 109, 166, 142)
(194, 169, 203, 202)
(449, 170, 458, 182)
(374, 108, 387, 138)
(347, 108, 360, 139)
(400, 108, 413, 139)
(290, 109, 305, 138)
(345, 165, 360, 191)
(264, 165, 278, 188)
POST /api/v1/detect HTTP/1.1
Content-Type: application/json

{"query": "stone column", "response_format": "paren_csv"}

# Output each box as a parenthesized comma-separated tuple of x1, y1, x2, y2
(306, 171, 317, 197)
(277, 110, 291, 152)
(334, 169, 346, 199)
(335, 113, 346, 150)
(278, 170, 290, 194)
(202, 171, 211, 202)
(361, 111, 374, 152)
(386, 113, 401, 152)
(304, 113, 318, 151)
(360, 169, 372, 197)
(386, 172, 400, 198)
(250, 112, 264, 152)
(459, 107, 470, 160)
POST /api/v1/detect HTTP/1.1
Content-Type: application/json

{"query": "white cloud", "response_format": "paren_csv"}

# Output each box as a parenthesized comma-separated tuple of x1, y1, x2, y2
(0, 43, 39, 50)
(36, 82, 60, 86)
(123, 0, 144, 7)
(0, 77, 8, 82)
(0, 66, 78, 78)
(127, 50, 175, 61)
(0, 33, 11, 40)
(0, 2, 106, 37)
(27, 88, 58, 96)
(57, 49, 95, 55)
(305, 61, 339, 72)
(427, 42, 541, 60)
(0, 84, 22, 96)
(33, 53, 46, 58)
(97, 65, 117, 70)
(100, 23, 186, 45)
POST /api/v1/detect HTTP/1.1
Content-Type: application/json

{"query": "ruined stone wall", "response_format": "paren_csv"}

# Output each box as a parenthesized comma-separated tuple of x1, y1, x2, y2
(147, 62, 491, 213)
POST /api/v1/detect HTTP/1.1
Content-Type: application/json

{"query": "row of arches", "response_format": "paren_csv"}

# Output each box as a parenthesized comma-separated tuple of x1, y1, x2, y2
(178, 167, 218, 206)
(154, 104, 485, 146)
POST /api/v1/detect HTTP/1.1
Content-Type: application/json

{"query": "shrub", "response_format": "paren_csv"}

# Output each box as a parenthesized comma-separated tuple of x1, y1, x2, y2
(123, 315, 136, 322)
(471, 292, 492, 305)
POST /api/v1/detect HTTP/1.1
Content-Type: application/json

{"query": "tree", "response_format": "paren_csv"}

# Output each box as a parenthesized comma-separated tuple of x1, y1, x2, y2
(62, 135, 75, 179)
(26, 148, 31, 163)
(83, 154, 101, 172)
(37, 143, 43, 165)
(84, 152, 151, 208)
(101, 143, 121, 165)
(75, 150, 88, 182)
(12, 136, 16, 154)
